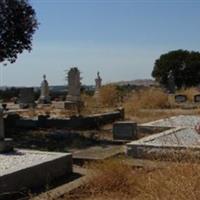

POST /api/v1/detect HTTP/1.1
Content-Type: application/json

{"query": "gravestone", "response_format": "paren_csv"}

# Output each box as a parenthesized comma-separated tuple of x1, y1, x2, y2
(194, 94, 200, 103)
(19, 87, 36, 108)
(175, 94, 187, 103)
(167, 70, 176, 94)
(38, 75, 51, 104)
(113, 121, 137, 140)
(66, 67, 81, 102)
(94, 71, 102, 97)
(0, 109, 13, 153)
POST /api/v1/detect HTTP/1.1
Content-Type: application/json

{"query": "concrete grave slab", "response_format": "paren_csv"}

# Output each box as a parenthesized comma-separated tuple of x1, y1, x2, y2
(126, 127, 200, 159)
(0, 149, 72, 193)
(142, 115, 200, 128)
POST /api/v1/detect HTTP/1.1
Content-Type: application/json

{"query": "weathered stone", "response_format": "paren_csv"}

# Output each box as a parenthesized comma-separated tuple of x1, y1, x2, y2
(113, 121, 137, 140)
(194, 94, 200, 103)
(38, 75, 51, 104)
(66, 67, 81, 102)
(19, 88, 36, 108)
(175, 94, 187, 103)
(0, 109, 13, 153)
(167, 70, 176, 94)
(94, 71, 102, 98)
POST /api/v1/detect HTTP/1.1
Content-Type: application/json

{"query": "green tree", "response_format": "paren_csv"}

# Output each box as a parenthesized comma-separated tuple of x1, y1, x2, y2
(152, 49, 200, 89)
(0, 0, 38, 63)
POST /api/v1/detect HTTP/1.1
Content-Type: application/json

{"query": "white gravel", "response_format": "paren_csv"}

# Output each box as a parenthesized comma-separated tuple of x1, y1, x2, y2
(146, 115, 200, 128)
(145, 128, 200, 146)
(0, 149, 66, 176)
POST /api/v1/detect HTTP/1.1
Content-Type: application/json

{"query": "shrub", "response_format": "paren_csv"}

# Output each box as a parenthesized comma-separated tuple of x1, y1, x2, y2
(98, 84, 119, 107)
(124, 87, 169, 115)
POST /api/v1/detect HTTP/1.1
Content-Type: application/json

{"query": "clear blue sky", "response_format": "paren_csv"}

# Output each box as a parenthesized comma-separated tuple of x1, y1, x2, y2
(2, 0, 200, 86)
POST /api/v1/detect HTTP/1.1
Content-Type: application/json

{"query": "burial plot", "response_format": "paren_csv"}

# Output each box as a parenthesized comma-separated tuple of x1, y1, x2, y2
(0, 150, 72, 193)
(126, 127, 200, 159)
(127, 115, 200, 160)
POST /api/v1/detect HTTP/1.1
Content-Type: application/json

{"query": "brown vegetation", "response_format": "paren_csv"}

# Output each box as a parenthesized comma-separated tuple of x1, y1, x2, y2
(62, 159, 200, 200)
(98, 84, 119, 107)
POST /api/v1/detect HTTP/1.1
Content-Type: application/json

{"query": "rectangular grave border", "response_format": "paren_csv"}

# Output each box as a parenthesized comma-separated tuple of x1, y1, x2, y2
(0, 149, 72, 193)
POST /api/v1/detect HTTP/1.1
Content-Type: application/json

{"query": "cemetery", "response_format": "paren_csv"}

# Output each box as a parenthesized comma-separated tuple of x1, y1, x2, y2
(1, 66, 200, 199)
(1, 1, 200, 200)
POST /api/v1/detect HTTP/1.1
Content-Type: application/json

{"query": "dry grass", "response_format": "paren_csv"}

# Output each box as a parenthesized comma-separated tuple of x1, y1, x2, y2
(62, 159, 200, 200)
(98, 84, 119, 107)
(123, 87, 169, 117)
(177, 87, 199, 102)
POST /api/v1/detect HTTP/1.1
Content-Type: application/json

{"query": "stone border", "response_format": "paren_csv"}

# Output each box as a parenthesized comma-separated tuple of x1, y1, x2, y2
(6, 108, 124, 130)
(0, 149, 72, 193)
(126, 127, 200, 159)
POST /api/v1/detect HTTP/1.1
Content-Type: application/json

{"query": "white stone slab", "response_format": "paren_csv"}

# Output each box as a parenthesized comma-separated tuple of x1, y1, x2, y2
(143, 115, 200, 128)
(0, 149, 72, 193)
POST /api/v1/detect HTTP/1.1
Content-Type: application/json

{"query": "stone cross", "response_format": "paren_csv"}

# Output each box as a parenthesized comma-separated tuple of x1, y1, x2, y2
(39, 74, 51, 103)
(66, 67, 81, 102)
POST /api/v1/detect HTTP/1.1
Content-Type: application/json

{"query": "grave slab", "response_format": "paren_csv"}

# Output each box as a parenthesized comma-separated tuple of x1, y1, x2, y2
(0, 149, 72, 193)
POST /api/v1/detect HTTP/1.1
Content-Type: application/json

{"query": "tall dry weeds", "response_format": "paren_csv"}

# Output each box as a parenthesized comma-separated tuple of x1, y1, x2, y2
(63, 159, 200, 200)
(124, 87, 169, 116)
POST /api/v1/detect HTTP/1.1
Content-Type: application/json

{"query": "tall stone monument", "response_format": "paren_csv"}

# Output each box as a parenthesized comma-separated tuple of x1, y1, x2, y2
(167, 70, 176, 94)
(94, 71, 102, 97)
(0, 109, 13, 153)
(39, 75, 51, 104)
(66, 67, 81, 102)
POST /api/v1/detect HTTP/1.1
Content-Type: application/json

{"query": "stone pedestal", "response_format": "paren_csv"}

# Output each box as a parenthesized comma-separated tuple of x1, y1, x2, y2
(0, 109, 13, 153)
(0, 138, 13, 153)
(19, 88, 36, 108)
(39, 75, 51, 104)
(113, 121, 137, 140)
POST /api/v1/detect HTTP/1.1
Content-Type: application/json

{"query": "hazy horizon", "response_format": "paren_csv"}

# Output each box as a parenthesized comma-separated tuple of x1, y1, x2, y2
(1, 0, 200, 87)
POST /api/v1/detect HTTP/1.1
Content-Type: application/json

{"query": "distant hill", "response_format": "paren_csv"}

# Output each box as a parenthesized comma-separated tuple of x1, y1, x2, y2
(112, 79, 159, 87)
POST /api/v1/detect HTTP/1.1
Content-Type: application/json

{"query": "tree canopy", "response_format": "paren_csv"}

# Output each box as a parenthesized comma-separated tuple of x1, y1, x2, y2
(152, 49, 200, 89)
(0, 0, 38, 64)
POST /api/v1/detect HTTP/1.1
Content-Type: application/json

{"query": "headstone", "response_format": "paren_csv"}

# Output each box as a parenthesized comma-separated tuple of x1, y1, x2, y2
(113, 121, 137, 140)
(194, 94, 200, 103)
(0, 109, 13, 153)
(19, 87, 36, 108)
(94, 71, 102, 97)
(66, 67, 81, 103)
(167, 70, 176, 94)
(39, 75, 51, 104)
(175, 94, 187, 103)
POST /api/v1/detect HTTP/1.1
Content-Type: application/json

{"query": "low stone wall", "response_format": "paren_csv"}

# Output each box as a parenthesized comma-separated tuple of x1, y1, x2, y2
(5, 108, 124, 130)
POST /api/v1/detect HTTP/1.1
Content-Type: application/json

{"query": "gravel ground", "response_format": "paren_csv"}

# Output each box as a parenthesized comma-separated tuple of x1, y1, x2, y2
(146, 115, 200, 128)
(0, 149, 67, 176)
(146, 128, 200, 146)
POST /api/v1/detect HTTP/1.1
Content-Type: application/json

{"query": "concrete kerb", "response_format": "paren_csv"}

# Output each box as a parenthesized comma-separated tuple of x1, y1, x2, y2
(126, 126, 200, 159)
(0, 149, 72, 193)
